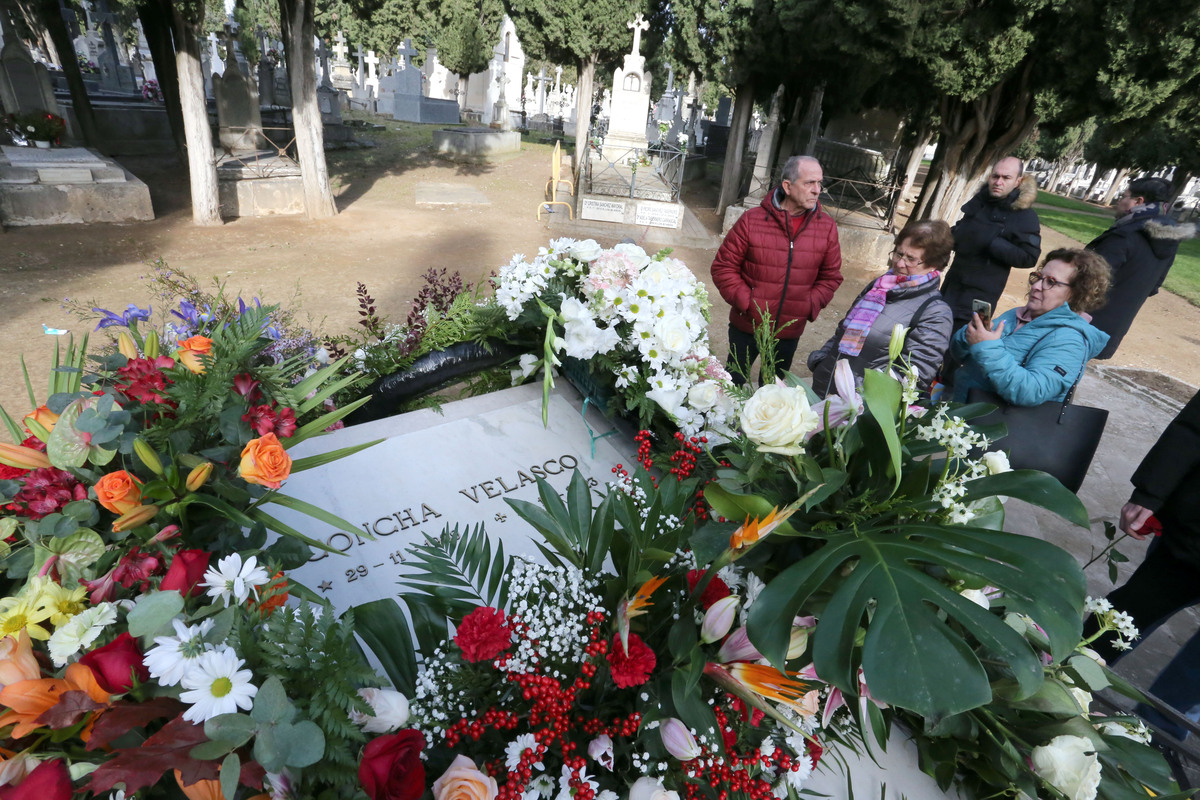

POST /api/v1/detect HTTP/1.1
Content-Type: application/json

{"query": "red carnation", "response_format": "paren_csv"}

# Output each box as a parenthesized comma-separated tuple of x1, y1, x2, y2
(454, 606, 512, 663)
(606, 633, 656, 688)
(686, 569, 732, 610)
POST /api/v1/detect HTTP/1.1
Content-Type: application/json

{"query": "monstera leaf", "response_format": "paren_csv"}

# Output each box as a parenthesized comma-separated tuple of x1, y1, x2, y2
(747, 520, 1086, 718)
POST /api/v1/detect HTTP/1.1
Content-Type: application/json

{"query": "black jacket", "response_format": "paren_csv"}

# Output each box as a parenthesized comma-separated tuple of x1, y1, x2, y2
(1129, 391, 1200, 566)
(941, 175, 1041, 327)
(1086, 207, 1195, 359)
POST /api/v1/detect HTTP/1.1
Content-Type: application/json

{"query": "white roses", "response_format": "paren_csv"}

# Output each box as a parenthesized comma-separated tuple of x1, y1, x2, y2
(740, 383, 820, 455)
(1031, 735, 1102, 800)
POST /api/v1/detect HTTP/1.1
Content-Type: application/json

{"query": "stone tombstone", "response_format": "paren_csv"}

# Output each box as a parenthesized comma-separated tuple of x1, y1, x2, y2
(273, 60, 291, 107)
(375, 56, 399, 108)
(257, 59, 275, 106)
(423, 47, 456, 101)
(604, 13, 653, 153)
(214, 60, 266, 151)
(329, 29, 354, 91)
(385, 37, 421, 120)
(264, 383, 635, 618)
(715, 96, 732, 125)
(97, 18, 136, 92)
(362, 50, 380, 110)
(0, 21, 60, 120)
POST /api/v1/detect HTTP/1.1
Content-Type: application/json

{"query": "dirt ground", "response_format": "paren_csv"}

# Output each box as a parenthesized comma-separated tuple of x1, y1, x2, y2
(1, 133, 1198, 418)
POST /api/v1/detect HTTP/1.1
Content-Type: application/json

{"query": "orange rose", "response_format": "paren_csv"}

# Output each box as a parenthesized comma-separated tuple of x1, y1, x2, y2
(175, 335, 213, 374)
(94, 470, 143, 515)
(23, 406, 59, 435)
(238, 433, 291, 489)
(432, 755, 497, 800)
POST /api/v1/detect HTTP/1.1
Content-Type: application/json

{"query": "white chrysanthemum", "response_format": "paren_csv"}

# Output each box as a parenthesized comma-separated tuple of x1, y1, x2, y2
(47, 602, 117, 667)
(203, 553, 270, 607)
(143, 617, 216, 686)
(179, 646, 258, 723)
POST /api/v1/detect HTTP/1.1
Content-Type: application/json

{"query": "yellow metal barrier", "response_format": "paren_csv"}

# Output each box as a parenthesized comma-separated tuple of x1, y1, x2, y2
(537, 140, 574, 220)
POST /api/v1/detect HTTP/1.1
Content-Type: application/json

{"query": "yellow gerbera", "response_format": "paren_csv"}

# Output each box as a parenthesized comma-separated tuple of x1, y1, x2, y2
(0, 595, 53, 641)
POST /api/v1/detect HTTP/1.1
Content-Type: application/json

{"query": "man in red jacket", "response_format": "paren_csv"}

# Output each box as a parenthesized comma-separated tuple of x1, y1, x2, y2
(711, 156, 843, 385)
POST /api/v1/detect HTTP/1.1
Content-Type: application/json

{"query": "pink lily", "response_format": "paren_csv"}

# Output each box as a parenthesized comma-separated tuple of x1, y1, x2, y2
(807, 360, 863, 440)
(799, 663, 887, 729)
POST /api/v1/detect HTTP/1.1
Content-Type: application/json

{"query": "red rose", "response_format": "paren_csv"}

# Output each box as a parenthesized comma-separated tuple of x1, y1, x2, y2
(0, 758, 71, 800)
(606, 633, 656, 688)
(160, 549, 211, 597)
(358, 729, 426, 800)
(78, 632, 149, 693)
(686, 569, 731, 610)
(455, 606, 512, 663)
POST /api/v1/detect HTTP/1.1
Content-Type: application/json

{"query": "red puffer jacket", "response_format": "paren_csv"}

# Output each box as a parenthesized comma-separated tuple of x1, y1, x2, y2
(711, 189, 843, 339)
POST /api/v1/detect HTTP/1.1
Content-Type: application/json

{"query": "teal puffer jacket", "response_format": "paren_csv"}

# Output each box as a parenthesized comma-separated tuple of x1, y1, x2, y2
(949, 304, 1110, 406)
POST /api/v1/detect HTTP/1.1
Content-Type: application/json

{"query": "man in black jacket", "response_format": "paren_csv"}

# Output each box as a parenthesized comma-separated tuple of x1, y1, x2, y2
(941, 157, 1042, 333)
(1086, 177, 1196, 359)
(1091, 390, 1200, 738)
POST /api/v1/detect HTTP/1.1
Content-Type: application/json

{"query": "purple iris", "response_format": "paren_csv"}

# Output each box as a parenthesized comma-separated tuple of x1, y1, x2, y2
(171, 300, 212, 328)
(91, 303, 151, 331)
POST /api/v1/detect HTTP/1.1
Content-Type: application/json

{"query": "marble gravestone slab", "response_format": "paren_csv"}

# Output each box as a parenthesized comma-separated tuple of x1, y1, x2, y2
(268, 383, 635, 616)
(3, 146, 105, 168)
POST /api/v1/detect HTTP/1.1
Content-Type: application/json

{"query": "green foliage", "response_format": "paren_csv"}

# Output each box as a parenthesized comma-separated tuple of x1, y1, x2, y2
(395, 523, 511, 655)
(247, 604, 379, 796)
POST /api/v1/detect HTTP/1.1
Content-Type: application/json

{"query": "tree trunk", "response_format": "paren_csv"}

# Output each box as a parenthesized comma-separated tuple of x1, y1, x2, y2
(1084, 166, 1105, 203)
(900, 120, 933, 202)
(35, 0, 100, 147)
(572, 53, 596, 184)
(914, 60, 1038, 223)
(278, 0, 337, 218)
(138, 0, 185, 156)
(1100, 167, 1130, 206)
(717, 80, 755, 216)
(1169, 170, 1191, 202)
(1046, 161, 1065, 194)
(797, 83, 823, 157)
(169, 7, 221, 225)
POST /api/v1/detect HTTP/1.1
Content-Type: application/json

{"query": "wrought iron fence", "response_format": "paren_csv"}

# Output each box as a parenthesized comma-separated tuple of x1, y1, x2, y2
(215, 126, 300, 177)
(812, 139, 905, 230)
(584, 135, 688, 202)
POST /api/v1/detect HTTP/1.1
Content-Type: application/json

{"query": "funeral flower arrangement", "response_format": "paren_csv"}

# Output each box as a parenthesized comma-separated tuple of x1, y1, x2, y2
(494, 239, 738, 436)
(353, 438, 847, 800)
(0, 290, 404, 799)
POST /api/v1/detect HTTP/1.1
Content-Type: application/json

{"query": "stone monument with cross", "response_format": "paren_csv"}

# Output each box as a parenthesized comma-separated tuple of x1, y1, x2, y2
(329, 30, 354, 91)
(386, 38, 422, 119)
(602, 13, 653, 154)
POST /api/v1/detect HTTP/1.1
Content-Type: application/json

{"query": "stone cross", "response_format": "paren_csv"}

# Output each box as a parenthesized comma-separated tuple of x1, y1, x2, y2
(332, 30, 348, 62)
(627, 13, 649, 56)
(532, 66, 551, 115)
(553, 65, 562, 93)
(365, 50, 379, 81)
(354, 44, 365, 85)
(397, 38, 417, 68)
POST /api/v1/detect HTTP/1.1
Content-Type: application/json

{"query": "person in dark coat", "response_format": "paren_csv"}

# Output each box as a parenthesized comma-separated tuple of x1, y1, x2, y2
(1087, 390, 1200, 739)
(941, 157, 1042, 333)
(807, 220, 954, 397)
(711, 155, 843, 386)
(1086, 177, 1196, 359)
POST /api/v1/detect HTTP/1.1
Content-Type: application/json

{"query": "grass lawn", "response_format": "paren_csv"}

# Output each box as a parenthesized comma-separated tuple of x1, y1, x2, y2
(1035, 190, 1109, 214)
(1037, 207, 1200, 305)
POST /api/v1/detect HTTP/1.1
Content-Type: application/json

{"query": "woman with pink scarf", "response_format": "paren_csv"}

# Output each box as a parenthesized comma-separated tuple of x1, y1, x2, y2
(807, 220, 955, 397)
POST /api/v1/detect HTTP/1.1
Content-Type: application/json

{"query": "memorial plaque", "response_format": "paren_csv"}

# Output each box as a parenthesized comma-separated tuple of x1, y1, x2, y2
(635, 201, 683, 228)
(3, 146, 105, 168)
(37, 168, 94, 183)
(269, 383, 635, 615)
(580, 197, 627, 223)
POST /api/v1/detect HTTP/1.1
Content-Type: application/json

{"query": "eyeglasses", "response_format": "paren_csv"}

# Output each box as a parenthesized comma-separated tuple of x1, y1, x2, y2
(1029, 271, 1073, 290)
(890, 250, 924, 267)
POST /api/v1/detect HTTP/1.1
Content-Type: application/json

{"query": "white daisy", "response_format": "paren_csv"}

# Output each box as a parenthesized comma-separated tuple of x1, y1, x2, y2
(144, 618, 215, 686)
(47, 602, 116, 667)
(203, 553, 270, 607)
(506, 732, 541, 770)
(179, 646, 258, 723)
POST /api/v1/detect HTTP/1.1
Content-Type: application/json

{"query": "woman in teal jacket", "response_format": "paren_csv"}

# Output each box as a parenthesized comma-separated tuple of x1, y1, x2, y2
(949, 248, 1111, 405)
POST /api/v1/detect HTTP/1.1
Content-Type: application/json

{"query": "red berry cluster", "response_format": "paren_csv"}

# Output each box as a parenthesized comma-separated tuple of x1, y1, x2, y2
(676, 707, 814, 800)
(437, 609, 649, 800)
(667, 431, 707, 481)
(635, 430, 655, 471)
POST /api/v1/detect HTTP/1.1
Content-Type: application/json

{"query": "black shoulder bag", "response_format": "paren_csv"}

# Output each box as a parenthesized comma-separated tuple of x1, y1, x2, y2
(965, 345, 1108, 494)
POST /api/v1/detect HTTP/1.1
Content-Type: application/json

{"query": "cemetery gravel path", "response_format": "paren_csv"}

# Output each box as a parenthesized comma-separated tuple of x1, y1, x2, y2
(1, 144, 1198, 418)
